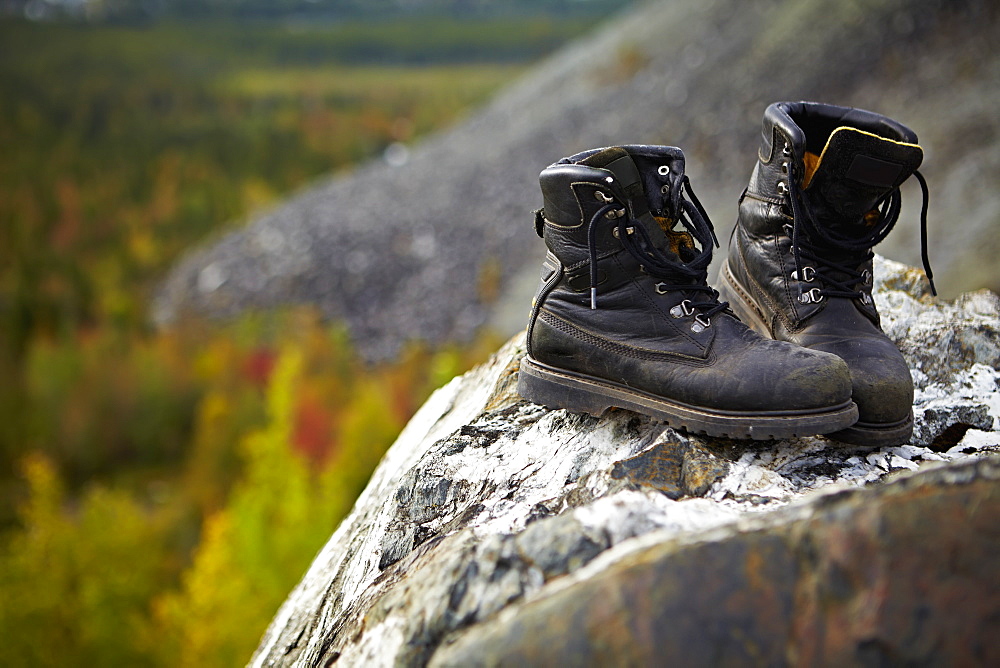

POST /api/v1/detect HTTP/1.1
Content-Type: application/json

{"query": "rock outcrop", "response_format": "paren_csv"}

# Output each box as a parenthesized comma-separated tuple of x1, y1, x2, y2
(433, 461, 1000, 667)
(156, 0, 1000, 361)
(250, 257, 1000, 667)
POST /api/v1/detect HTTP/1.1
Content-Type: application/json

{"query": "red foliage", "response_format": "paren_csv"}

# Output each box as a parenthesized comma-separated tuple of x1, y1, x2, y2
(243, 348, 276, 388)
(292, 393, 337, 466)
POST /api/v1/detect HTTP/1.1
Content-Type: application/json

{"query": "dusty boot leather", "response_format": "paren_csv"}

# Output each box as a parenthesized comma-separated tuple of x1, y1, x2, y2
(718, 102, 935, 446)
(518, 144, 858, 440)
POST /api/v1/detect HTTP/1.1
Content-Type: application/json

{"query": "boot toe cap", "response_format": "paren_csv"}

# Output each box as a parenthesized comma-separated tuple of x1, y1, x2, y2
(755, 343, 854, 412)
(849, 357, 914, 424)
(690, 337, 853, 413)
(807, 338, 914, 425)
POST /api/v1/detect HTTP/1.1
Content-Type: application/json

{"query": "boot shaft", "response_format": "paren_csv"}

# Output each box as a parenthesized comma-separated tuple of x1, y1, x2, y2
(536, 145, 691, 269)
(730, 101, 933, 328)
(527, 145, 728, 361)
(746, 101, 923, 236)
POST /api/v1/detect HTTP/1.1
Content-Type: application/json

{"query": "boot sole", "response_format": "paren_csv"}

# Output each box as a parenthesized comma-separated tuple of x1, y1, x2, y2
(518, 356, 858, 440)
(826, 413, 914, 447)
(718, 260, 914, 447)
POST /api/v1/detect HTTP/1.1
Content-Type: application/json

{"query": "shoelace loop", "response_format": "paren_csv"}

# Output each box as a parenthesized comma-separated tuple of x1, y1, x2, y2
(785, 167, 936, 301)
(586, 174, 728, 326)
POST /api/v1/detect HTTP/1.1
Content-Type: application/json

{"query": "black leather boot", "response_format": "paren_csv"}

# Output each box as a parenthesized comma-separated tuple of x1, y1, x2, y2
(718, 102, 935, 446)
(518, 145, 857, 440)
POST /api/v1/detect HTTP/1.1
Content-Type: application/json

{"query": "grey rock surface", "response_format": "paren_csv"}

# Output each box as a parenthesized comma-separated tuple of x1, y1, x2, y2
(431, 458, 1000, 667)
(157, 0, 1000, 360)
(250, 257, 1000, 667)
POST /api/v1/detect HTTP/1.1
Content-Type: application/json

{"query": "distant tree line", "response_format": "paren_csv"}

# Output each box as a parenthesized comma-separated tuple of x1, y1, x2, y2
(3, 0, 634, 24)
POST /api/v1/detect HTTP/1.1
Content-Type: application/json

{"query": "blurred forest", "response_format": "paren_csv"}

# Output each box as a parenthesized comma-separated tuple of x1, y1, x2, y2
(0, 4, 628, 664)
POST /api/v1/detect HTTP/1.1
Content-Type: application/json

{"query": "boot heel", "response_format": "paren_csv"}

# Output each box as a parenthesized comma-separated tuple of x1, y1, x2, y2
(517, 357, 614, 417)
(717, 261, 771, 337)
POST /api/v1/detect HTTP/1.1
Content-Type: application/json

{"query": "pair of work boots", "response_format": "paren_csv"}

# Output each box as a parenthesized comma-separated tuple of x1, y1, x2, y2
(519, 101, 934, 446)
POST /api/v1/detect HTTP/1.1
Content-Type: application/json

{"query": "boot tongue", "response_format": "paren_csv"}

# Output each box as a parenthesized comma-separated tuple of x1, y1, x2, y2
(578, 147, 682, 257)
(803, 126, 923, 231)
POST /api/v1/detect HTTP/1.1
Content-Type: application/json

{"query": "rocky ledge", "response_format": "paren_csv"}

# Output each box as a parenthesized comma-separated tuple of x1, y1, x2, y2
(251, 256, 1000, 667)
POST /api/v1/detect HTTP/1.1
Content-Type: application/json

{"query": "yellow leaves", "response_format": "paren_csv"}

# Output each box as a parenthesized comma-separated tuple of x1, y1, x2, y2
(155, 346, 332, 665)
(4, 309, 502, 665)
(332, 376, 405, 494)
(153, 512, 254, 667)
(150, 326, 503, 664)
(17, 453, 65, 535)
(0, 454, 172, 667)
(127, 226, 158, 268)
(241, 177, 277, 213)
(184, 389, 241, 515)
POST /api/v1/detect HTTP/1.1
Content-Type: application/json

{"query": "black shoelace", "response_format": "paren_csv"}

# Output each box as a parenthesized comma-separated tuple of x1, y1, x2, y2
(586, 174, 728, 326)
(786, 168, 936, 302)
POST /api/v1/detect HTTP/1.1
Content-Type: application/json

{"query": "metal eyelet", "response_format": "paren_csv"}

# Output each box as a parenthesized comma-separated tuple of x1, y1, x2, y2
(605, 209, 626, 220)
(782, 142, 791, 156)
(691, 314, 711, 333)
(776, 181, 789, 195)
(612, 225, 634, 238)
(860, 293, 873, 306)
(669, 299, 694, 317)
(780, 161, 789, 174)
(657, 165, 671, 176)
(594, 190, 614, 203)
(661, 185, 670, 195)
(791, 266, 815, 282)
(861, 269, 873, 284)
(782, 223, 794, 237)
(655, 282, 669, 295)
(799, 288, 824, 304)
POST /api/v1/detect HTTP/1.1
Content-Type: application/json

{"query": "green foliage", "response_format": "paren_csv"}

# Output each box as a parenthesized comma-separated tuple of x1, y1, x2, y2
(157, 348, 331, 665)
(10, 1, 632, 27)
(0, 19, 527, 354)
(0, 14, 521, 666)
(0, 455, 172, 667)
(0, 17, 522, 489)
(23, 330, 202, 484)
(0, 309, 503, 665)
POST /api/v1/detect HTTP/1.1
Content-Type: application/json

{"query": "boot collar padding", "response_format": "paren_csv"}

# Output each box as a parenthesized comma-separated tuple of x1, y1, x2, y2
(759, 101, 919, 175)
(804, 126, 923, 191)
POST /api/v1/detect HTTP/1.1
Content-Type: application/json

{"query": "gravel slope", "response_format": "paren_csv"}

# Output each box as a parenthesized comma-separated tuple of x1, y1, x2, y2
(155, 0, 1000, 360)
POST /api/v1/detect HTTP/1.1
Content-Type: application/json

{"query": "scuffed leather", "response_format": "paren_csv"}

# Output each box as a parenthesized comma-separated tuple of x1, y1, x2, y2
(730, 190, 826, 327)
(527, 144, 853, 415)
(728, 102, 919, 426)
(771, 303, 912, 423)
(531, 307, 850, 413)
(540, 248, 714, 360)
